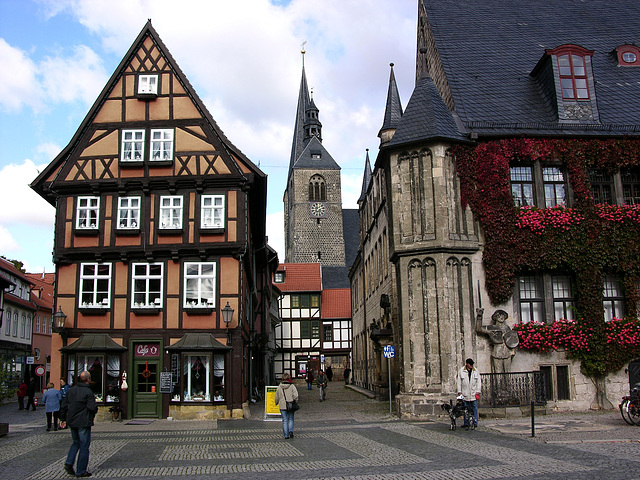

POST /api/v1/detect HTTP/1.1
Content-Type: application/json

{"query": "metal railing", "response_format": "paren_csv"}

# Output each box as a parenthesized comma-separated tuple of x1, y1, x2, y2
(479, 371, 547, 408)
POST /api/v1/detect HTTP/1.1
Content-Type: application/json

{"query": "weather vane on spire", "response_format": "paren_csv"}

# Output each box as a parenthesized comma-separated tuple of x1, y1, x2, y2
(301, 40, 307, 67)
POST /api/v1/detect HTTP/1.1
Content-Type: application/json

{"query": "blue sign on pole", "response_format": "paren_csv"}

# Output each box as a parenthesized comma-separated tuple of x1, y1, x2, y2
(382, 345, 395, 358)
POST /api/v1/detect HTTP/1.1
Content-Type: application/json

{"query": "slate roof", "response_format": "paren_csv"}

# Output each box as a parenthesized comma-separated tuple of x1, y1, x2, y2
(358, 151, 372, 204)
(289, 135, 340, 171)
(379, 64, 404, 135)
(390, 74, 467, 146)
(321, 288, 352, 319)
(321, 266, 350, 289)
(342, 209, 360, 269)
(419, 0, 640, 138)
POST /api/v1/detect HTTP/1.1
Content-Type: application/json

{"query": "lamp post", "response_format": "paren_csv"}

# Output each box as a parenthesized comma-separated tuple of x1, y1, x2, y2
(221, 302, 234, 345)
(52, 307, 68, 343)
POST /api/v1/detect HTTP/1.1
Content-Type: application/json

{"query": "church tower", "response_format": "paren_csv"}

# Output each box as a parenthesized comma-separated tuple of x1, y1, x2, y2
(284, 49, 346, 266)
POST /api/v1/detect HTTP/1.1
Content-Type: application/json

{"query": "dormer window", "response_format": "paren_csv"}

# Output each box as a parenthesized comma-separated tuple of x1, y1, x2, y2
(138, 74, 158, 95)
(558, 53, 589, 99)
(615, 45, 640, 66)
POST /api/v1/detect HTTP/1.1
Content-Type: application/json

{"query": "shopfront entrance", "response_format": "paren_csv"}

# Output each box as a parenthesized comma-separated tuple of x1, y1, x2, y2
(132, 343, 161, 418)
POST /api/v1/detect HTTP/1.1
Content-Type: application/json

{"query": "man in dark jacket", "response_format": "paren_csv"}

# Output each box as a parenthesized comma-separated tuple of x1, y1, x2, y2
(59, 371, 97, 477)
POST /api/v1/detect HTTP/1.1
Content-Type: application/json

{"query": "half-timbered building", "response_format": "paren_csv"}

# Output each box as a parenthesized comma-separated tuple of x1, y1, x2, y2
(31, 21, 275, 420)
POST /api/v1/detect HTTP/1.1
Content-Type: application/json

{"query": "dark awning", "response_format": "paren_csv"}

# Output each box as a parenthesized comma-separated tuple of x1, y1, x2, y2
(166, 333, 231, 351)
(60, 334, 127, 352)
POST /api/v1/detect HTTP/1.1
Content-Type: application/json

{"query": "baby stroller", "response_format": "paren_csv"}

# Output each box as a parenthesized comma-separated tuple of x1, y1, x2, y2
(441, 395, 475, 431)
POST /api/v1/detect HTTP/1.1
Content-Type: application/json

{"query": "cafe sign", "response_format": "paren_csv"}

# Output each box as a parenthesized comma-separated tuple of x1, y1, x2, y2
(135, 344, 159, 357)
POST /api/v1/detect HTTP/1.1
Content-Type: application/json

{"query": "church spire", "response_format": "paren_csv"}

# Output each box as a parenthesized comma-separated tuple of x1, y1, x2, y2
(358, 149, 373, 204)
(288, 46, 312, 177)
(378, 63, 403, 145)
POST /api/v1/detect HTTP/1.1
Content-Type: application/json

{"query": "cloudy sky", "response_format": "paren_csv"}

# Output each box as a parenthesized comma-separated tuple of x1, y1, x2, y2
(0, 0, 417, 272)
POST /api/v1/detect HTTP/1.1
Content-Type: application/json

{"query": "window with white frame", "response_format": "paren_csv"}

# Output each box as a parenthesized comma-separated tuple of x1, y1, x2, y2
(138, 74, 158, 95)
(201, 195, 225, 229)
(160, 196, 183, 229)
(12, 312, 18, 337)
(543, 167, 566, 207)
(511, 166, 534, 207)
(79, 263, 111, 308)
(20, 314, 25, 338)
(118, 196, 140, 229)
(121, 130, 145, 161)
(132, 263, 163, 308)
(552, 275, 575, 321)
(36, 315, 40, 333)
(184, 262, 216, 308)
(151, 129, 173, 161)
(603, 274, 625, 322)
(76, 197, 99, 229)
(517, 275, 544, 323)
(4, 309, 10, 335)
(26, 316, 31, 340)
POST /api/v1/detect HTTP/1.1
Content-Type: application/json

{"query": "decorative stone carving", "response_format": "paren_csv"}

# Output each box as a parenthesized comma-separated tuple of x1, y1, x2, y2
(475, 308, 519, 373)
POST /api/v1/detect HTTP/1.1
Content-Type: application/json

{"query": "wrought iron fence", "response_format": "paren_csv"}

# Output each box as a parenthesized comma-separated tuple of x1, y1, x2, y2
(479, 371, 547, 408)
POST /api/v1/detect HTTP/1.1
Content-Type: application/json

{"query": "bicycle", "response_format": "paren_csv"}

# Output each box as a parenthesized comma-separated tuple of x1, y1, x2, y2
(619, 382, 640, 426)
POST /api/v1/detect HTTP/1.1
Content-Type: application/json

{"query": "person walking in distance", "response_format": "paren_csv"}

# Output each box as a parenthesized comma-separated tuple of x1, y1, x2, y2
(456, 358, 481, 429)
(343, 366, 351, 385)
(274, 373, 299, 439)
(17, 379, 27, 410)
(59, 371, 98, 477)
(42, 382, 62, 431)
(26, 377, 37, 411)
(316, 369, 328, 402)
(305, 368, 314, 390)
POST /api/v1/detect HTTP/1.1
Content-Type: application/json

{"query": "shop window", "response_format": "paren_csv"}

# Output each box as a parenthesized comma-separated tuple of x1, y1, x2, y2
(179, 354, 226, 402)
(67, 354, 121, 403)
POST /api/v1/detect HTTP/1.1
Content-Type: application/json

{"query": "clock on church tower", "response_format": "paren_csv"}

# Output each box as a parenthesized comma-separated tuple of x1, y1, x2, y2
(309, 201, 327, 218)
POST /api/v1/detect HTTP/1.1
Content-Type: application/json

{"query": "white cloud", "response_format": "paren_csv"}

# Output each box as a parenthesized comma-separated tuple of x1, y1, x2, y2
(0, 39, 40, 111)
(40, 45, 108, 105)
(0, 160, 55, 225)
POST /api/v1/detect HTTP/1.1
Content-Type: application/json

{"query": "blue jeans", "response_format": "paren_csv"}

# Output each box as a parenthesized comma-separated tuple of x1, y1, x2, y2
(66, 427, 91, 475)
(280, 409, 294, 438)
(463, 400, 478, 426)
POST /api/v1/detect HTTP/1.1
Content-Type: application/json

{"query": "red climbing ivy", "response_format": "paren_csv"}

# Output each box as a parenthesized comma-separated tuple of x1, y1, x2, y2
(454, 137, 640, 376)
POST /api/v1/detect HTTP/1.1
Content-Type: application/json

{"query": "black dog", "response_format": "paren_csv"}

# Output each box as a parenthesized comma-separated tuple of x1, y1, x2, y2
(441, 397, 473, 430)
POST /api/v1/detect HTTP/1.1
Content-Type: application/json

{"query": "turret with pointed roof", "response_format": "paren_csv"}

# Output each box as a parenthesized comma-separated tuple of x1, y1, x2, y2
(378, 63, 403, 145)
(358, 149, 372, 205)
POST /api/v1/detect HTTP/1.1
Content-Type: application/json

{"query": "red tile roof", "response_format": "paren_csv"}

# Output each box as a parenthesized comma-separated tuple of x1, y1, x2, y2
(321, 288, 352, 319)
(275, 263, 322, 292)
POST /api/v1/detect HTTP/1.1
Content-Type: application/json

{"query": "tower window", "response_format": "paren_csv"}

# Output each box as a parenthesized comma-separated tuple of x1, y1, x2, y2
(309, 174, 326, 201)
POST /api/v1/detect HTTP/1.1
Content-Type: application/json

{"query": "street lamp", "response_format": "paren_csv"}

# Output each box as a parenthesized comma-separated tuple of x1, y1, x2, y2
(221, 302, 234, 344)
(52, 307, 68, 342)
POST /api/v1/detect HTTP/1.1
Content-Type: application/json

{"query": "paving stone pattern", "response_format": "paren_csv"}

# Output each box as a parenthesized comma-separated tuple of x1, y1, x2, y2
(1, 383, 640, 479)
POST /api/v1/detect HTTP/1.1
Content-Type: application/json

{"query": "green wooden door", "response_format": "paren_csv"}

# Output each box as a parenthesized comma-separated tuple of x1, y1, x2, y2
(133, 359, 160, 418)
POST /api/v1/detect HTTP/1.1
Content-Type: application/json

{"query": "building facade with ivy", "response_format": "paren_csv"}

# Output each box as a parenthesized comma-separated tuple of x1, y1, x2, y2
(353, 0, 640, 417)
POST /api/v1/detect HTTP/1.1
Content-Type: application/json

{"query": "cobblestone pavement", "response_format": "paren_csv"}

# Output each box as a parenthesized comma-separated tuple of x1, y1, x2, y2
(1, 382, 640, 480)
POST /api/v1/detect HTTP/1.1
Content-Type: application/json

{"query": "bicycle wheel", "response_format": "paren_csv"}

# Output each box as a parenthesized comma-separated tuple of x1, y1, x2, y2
(620, 398, 634, 425)
(628, 399, 640, 426)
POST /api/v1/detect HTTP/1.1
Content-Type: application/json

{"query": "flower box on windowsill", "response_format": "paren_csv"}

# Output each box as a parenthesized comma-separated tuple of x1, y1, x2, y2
(158, 228, 183, 235)
(115, 228, 141, 236)
(132, 307, 161, 315)
(184, 306, 214, 315)
(119, 160, 144, 168)
(148, 160, 173, 167)
(78, 306, 109, 315)
(74, 227, 99, 236)
(198, 227, 224, 235)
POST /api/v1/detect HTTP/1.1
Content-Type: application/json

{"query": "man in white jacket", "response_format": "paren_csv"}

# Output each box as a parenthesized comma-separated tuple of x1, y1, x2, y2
(457, 358, 481, 428)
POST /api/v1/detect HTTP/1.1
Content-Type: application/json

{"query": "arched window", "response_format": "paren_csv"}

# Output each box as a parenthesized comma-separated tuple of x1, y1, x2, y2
(4, 309, 11, 335)
(308, 175, 326, 201)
